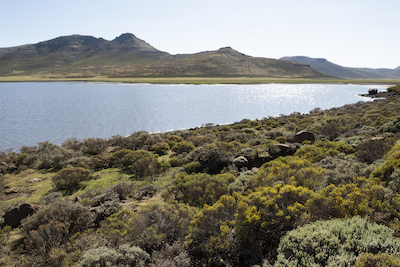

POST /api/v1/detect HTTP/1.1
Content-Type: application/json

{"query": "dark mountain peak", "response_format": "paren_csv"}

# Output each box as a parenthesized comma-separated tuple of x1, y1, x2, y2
(113, 33, 137, 44)
(316, 58, 327, 62)
(396, 66, 400, 70)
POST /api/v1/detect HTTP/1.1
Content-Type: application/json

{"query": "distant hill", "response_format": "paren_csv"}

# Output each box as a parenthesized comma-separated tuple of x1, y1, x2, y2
(280, 56, 400, 79)
(0, 34, 333, 79)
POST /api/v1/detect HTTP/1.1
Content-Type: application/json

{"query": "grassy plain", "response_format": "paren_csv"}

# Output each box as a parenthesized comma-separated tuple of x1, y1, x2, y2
(1, 75, 400, 85)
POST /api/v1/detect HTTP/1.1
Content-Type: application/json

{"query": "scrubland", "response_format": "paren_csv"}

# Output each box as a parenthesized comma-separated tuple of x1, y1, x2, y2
(2, 85, 400, 266)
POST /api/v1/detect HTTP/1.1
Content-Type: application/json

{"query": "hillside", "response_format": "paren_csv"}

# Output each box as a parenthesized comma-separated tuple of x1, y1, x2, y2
(2, 86, 400, 266)
(280, 56, 400, 79)
(0, 34, 333, 79)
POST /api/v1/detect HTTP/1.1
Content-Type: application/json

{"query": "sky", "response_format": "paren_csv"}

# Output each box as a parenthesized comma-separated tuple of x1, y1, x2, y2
(1, 0, 399, 69)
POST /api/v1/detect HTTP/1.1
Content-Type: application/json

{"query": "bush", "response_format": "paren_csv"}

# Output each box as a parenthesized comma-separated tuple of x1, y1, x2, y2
(251, 156, 325, 190)
(355, 252, 400, 267)
(22, 200, 95, 236)
(294, 140, 355, 163)
(99, 203, 196, 253)
(379, 117, 400, 133)
(185, 145, 232, 173)
(171, 141, 195, 154)
(76, 245, 150, 267)
(150, 241, 191, 267)
(163, 172, 235, 207)
(150, 142, 170, 155)
(356, 137, 396, 164)
(52, 167, 93, 192)
(130, 157, 169, 178)
(275, 216, 400, 267)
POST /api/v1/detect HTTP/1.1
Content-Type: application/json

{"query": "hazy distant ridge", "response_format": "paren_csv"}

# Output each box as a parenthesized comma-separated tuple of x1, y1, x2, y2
(280, 56, 400, 79)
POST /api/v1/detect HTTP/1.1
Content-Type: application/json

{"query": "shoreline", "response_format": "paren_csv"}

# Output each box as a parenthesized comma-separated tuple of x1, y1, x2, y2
(1, 76, 400, 85)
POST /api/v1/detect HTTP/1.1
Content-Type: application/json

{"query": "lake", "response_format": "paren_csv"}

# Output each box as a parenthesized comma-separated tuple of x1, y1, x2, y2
(0, 82, 388, 151)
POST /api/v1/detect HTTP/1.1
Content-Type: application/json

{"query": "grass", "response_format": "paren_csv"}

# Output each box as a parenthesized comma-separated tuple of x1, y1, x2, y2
(1, 169, 53, 206)
(1, 75, 400, 85)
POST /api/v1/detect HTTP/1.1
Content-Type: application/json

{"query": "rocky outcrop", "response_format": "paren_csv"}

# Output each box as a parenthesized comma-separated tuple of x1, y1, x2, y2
(232, 156, 249, 169)
(294, 130, 315, 143)
(2, 203, 39, 228)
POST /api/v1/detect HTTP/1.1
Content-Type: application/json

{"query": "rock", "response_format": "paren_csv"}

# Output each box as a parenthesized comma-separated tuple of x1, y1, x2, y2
(368, 88, 378, 95)
(294, 130, 315, 143)
(269, 143, 298, 158)
(3, 203, 39, 228)
(27, 178, 42, 183)
(232, 156, 249, 168)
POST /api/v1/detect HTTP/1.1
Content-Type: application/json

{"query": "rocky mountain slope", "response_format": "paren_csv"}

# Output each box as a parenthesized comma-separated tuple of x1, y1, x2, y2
(280, 56, 400, 79)
(0, 33, 332, 79)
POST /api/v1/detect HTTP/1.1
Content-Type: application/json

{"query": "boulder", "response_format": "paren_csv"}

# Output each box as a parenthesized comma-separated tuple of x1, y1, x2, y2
(368, 88, 378, 95)
(294, 130, 315, 143)
(232, 156, 249, 168)
(3, 203, 39, 228)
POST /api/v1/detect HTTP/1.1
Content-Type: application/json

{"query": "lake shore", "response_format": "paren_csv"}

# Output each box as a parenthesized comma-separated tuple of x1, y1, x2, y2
(1, 75, 400, 85)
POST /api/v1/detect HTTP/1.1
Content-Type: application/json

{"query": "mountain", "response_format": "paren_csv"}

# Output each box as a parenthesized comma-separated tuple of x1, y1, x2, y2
(0, 34, 332, 79)
(280, 56, 400, 79)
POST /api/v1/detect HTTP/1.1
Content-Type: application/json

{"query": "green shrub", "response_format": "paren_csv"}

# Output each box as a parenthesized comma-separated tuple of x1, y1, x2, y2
(163, 172, 235, 207)
(171, 141, 195, 154)
(183, 161, 201, 174)
(22, 200, 94, 236)
(294, 140, 355, 163)
(185, 145, 232, 173)
(99, 203, 196, 253)
(275, 216, 400, 267)
(355, 252, 400, 267)
(76, 245, 150, 267)
(82, 138, 109, 155)
(130, 157, 169, 178)
(52, 167, 93, 192)
(356, 137, 396, 164)
(251, 156, 325, 190)
(150, 142, 170, 155)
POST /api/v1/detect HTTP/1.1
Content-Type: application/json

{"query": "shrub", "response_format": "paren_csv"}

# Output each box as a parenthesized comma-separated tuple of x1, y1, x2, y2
(356, 137, 396, 164)
(274, 216, 400, 267)
(82, 138, 109, 155)
(186, 185, 313, 266)
(22, 200, 94, 236)
(294, 140, 355, 163)
(130, 157, 169, 178)
(76, 245, 150, 267)
(150, 241, 191, 267)
(150, 142, 170, 155)
(163, 172, 235, 207)
(171, 141, 195, 154)
(185, 145, 232, 173)
(379, 117, 400, 133)
(317, 155, 379, 186)
(41, 192, 63, 205)
(52, 167, 93, 192)
(183, 161, 201, 174)
(99, 203, 196, 253)
(355, 252, 400, 267)
(251, 156, 325, 190)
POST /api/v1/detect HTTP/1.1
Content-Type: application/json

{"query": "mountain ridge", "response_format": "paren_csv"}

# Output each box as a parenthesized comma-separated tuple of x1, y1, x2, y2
(0, 33, 332, 79)
(280, 56, 400, 79)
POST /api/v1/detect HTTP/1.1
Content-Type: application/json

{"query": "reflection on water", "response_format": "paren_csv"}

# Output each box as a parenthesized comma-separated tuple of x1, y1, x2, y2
(0, 82, 387, 150)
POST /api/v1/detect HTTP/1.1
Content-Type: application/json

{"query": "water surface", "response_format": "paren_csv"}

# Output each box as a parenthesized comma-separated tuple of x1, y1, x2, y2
(0, 82, 386, 151)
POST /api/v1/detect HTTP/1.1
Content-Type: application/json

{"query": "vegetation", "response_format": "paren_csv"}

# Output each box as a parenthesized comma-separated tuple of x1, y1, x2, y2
(4, 93, 400, 266)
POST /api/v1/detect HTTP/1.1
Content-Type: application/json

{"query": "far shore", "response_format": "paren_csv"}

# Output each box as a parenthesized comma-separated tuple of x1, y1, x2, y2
(1, 75, 400, 85)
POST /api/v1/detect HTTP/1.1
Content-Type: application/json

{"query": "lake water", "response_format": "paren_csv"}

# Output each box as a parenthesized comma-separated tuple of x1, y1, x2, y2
(0, 82, 388, 151)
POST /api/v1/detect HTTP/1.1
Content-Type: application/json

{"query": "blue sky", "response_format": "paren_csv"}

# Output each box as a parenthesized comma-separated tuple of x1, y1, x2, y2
(1, 0, 399, 68)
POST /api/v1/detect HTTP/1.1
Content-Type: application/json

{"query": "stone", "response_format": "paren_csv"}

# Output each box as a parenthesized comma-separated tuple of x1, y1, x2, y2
(294, 130, 315, 143)
(232, 156, 249, 168)
(368, 88, 378, 95)
(3, 203, 39, 228)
